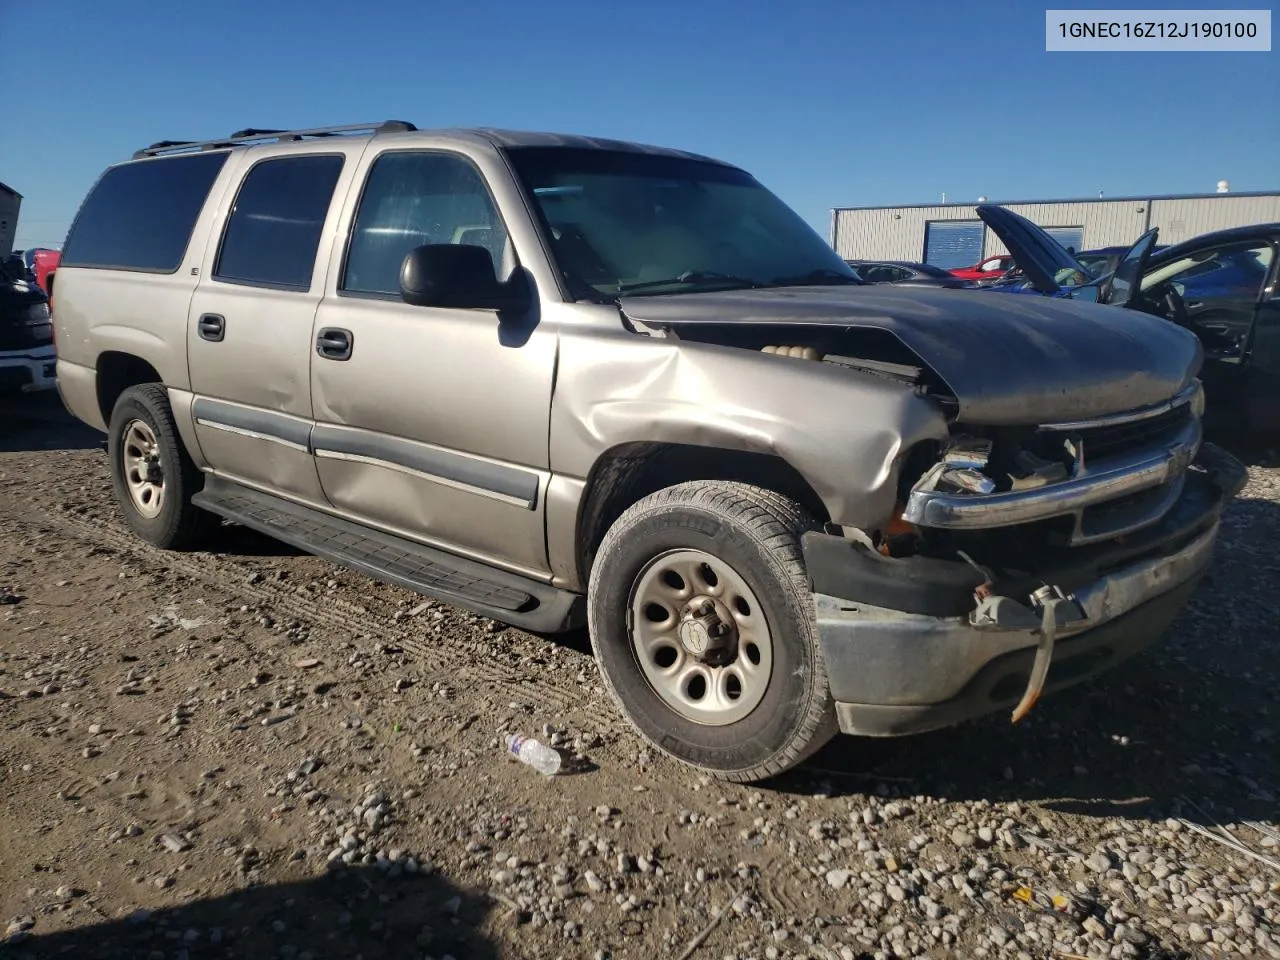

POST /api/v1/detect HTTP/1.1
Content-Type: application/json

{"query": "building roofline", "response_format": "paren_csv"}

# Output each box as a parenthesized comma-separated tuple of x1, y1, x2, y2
(831, 189, 1280, 213)
(0, 180, 21, 199)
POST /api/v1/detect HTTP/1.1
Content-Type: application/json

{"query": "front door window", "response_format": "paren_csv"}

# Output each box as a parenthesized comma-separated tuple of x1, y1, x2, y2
(1140, 242, 1275, 360)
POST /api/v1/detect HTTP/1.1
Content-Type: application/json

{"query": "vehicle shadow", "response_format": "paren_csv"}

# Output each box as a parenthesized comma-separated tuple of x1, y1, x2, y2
(0, 392, 104, 453)
(202, 520, 306, 559)
(4, 865, 500, 960)
(787, 488, 1280, 830)
(1210, 427, 1280, 467)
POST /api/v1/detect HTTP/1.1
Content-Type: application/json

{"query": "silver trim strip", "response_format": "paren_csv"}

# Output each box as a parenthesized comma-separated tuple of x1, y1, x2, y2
(1038, 381, 1201, 432)
(903, 418, 1202, 538)
(313, 448, 538, 510)
(311, 424, 540, 509)
(191, 397, 315, 449)
(194, 418, 311, 453)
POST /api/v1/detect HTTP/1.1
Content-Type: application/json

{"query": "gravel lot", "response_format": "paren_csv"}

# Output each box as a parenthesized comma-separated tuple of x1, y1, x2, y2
(1, 393, 1277, 960)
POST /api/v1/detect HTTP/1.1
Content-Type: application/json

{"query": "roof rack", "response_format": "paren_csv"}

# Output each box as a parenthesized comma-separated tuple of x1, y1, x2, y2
(132, 120, 417, 159)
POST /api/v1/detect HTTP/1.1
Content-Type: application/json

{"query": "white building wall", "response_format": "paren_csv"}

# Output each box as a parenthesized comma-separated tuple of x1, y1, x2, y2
(0, 191, 19, 259)
(832, 193, 1280, 262)
(979, 201, 1148, 256)
(1148, 195, 1280, 246)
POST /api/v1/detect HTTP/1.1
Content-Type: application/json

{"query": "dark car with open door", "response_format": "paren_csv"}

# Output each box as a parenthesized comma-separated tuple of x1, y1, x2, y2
(975, 204, 1280, 434)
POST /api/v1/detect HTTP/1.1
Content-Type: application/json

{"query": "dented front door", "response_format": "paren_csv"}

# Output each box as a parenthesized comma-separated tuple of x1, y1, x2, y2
(308, 147, 557, 577)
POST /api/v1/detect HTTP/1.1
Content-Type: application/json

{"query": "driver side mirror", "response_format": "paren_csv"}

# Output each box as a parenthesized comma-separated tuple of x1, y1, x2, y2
(399, 244, 530, 313)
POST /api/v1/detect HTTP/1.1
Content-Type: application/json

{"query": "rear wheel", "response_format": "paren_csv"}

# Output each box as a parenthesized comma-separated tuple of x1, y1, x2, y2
(587, 481, 837, 782)
(107, 384, 216, 550)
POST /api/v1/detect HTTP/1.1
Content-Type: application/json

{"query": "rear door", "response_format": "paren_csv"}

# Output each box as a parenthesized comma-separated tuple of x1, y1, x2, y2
(186, 143, 364, 506)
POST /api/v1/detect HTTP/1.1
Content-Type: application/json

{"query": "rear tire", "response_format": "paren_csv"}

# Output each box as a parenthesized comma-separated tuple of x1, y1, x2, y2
(587, 481, 837, 782)
(107, 384, 216, 550)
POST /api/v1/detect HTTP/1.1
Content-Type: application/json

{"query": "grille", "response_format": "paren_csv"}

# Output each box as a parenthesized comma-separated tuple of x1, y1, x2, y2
(1034, 401, 1193, 462)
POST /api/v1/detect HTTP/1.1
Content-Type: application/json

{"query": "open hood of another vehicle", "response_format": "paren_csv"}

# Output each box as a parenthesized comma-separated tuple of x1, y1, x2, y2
(975, 204, 1089, 295)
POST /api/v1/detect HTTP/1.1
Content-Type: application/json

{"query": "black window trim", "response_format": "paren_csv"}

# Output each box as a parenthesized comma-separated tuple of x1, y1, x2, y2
(336, 147, 516, 304)
(60, 151, 232, 276)
(210, 151, 346, 294)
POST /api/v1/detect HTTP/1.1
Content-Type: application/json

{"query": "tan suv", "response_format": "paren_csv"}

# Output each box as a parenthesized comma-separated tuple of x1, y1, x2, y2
(53, 121, 1246, 782)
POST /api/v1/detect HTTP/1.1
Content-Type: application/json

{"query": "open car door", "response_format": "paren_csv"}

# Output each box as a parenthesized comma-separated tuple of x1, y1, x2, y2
(1100, 228, 1160, 308)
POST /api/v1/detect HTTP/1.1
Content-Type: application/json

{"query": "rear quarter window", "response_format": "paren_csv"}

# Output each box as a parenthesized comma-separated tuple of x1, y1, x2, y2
(61, 152, 229, 273)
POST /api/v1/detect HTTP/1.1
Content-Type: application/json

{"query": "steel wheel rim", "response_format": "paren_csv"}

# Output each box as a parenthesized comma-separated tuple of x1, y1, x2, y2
(121, 419, 165, 519)
(628, 548, 774, 726)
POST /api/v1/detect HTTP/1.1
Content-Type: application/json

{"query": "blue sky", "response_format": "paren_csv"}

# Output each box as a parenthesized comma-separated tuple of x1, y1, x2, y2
(2, 0, 1275, 249)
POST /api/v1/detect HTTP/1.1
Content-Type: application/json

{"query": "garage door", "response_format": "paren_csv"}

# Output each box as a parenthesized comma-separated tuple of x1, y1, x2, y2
(924, 220, 984, 269)
(1045, 226, 1085, 254)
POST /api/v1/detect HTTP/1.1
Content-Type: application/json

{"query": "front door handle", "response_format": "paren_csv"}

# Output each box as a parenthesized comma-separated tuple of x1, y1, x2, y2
(197, 313, 225, 342)
(316, 327, 353, 361)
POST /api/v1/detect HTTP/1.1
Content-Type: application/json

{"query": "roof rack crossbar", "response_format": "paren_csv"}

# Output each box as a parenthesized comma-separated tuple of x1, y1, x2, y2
(132, 120, 417, 159)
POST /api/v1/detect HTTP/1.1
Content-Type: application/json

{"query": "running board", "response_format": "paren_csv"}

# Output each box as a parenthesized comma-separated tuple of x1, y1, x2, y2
(192, 477, 583, 633)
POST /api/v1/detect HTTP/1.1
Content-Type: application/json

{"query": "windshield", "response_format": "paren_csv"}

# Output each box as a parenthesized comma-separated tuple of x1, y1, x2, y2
(507, 147, 860, 298)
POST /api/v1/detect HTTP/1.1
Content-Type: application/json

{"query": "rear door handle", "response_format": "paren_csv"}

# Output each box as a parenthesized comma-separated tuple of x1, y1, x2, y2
(316, 327, 353, 361)
(197, 313, 225, 342)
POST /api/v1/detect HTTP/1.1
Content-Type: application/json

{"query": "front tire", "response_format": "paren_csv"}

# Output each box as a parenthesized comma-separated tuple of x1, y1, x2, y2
(587, 481, 837, 782)
(107, 383, 215, 550)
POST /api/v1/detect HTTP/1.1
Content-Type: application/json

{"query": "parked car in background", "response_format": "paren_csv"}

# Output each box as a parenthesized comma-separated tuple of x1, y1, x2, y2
(0, 254, 56, 395)
(845, 259, 974, 288)
(976, 204, 1280, 433)
(948, 253, 1015, 281)
(19, 248, 62, 294)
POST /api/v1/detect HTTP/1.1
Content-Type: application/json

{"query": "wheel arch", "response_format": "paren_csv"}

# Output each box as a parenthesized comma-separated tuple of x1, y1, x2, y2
(96, 351, 164, 425)
(572, 441, 829, 590)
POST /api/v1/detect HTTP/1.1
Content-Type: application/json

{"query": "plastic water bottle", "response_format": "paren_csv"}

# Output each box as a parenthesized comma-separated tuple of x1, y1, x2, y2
(505, 733, 561, 776)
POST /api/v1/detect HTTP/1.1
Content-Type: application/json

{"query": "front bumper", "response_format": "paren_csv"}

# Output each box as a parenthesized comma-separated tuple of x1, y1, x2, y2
(806, 442, 1246, 737)
(0, 345, 57, 395)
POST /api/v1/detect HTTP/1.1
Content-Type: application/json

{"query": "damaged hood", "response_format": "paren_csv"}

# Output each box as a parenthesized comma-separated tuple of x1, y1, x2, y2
(618, 284, 1203, 425)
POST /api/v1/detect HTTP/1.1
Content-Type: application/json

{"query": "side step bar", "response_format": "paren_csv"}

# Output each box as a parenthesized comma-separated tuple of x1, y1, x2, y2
(192, 477, 584, 634)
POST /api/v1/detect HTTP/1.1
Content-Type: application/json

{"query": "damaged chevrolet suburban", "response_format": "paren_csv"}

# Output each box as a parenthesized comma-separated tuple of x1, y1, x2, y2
(53, 122, 1247, 781)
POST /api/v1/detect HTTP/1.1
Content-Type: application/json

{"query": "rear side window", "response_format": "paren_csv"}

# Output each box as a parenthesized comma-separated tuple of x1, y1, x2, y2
(214, 155, 345, 290)
(61, 152, 228, 273)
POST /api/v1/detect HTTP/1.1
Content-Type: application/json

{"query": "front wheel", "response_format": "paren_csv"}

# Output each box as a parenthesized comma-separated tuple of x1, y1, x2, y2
(587, 481, 837, 782)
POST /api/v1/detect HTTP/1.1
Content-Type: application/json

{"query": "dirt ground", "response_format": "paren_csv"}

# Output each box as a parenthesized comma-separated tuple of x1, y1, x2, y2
(1, 392, 1277, 960)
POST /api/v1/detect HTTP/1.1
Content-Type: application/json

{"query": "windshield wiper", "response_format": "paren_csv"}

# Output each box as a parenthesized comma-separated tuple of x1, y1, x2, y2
(770, 268, 862, 287)
(615, 270, 761, 294)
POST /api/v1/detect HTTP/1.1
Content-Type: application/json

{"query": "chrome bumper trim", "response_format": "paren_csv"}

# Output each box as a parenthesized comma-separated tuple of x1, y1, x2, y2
(903, 418, 1202, 544)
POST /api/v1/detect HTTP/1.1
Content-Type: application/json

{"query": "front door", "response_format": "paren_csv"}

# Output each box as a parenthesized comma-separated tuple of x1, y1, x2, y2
(1137, 238, 1278, 424)
(309, 148, 557, 577)
(186, 146, 359, 506)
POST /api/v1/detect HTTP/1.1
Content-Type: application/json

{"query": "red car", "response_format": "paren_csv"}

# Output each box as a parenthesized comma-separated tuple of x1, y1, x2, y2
(28, 248, 61, 294)
(948, 253, 1014, 281)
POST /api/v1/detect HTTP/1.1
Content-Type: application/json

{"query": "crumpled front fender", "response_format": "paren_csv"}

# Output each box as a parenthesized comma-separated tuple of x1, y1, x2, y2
(550, 328, 949, 530)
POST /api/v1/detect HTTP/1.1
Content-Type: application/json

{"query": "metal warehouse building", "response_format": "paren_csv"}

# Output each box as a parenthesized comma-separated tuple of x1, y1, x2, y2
(0, 182, 20, 259)
(831, 190, 1280, 269)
